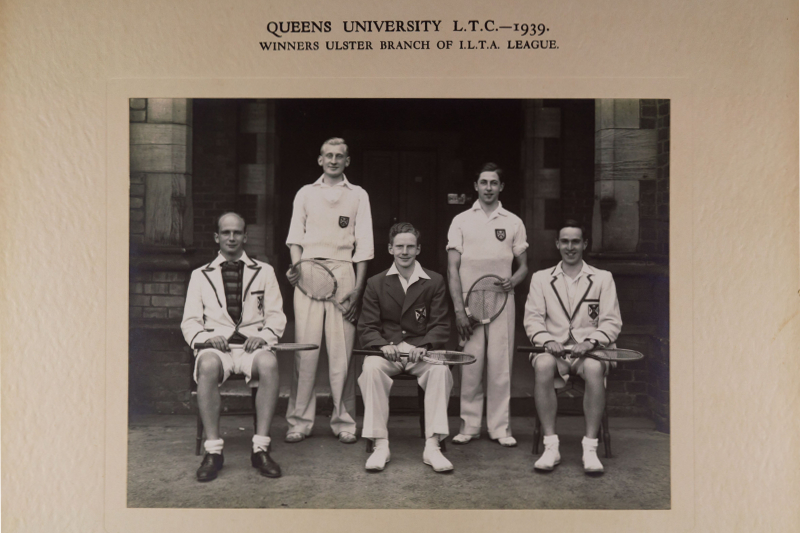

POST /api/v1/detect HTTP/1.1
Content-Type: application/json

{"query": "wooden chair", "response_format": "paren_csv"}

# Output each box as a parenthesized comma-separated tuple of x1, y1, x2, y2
(190, 370, 257, 455)
(530, 376, 612, 458)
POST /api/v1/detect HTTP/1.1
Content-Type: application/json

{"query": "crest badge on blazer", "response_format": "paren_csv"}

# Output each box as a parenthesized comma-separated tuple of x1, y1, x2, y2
(415, 306, 427, 323)
(495, 228, 506, 241)
(339, 216, 350, 228)
(588, 303, 599, 325)
(257, 295, 264, 316)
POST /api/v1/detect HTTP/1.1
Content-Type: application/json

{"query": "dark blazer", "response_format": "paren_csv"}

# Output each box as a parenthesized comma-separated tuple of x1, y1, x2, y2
(358, 266, 451, 350)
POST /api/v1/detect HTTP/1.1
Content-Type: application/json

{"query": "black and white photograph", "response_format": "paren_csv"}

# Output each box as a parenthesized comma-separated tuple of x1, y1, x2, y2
(4, 0, 797, 531)
(127, 97, 670, 509)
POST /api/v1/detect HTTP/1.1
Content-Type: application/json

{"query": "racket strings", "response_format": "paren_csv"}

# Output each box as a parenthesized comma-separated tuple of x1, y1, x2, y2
(467, 277, 506, 321)
(297, 263, 336, 298)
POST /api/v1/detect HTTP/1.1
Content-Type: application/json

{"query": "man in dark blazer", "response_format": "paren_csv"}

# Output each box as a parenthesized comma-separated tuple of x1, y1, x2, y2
(357, 222, 454, 473)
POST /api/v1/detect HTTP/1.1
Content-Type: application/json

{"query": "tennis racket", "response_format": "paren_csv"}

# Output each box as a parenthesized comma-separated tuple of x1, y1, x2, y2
(194, 342, 319, 351)
(516, 345, 644, 362)
(353, 349, 477, 366)
(464, 274, 508, 325)
(291, 259, 350, 316)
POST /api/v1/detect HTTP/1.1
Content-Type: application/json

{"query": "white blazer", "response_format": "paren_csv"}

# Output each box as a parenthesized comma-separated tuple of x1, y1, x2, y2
(181, 252, 287, 348)
(523, 262, 622, 347)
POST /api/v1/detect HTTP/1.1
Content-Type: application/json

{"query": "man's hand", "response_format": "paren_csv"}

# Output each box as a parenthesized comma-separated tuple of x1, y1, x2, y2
(497, 277, 514, 292)
(285, 265, 300, 286)
(455, 311, 474, 343)
(243, 337, 267, 353)
(380, 344, 401, 362)
(338, 289, 361, 323)
(408, 346, 427, 363)
(207, 336, 230, 352)
(544, 340, 566, 358)
(570, 340, 595, 357)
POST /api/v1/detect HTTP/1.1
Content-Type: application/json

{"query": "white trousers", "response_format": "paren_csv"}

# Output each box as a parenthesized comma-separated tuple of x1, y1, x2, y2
(459, 294, 515, 439)
(286, 260, 357, 436)
(358, 356, 453, 440)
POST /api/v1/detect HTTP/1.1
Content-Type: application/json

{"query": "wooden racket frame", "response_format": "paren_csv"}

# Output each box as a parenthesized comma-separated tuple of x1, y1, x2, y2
(516, 345, 644, 362)
(464, 274, 509, 325)
(291, 259, 349, 315)
(353, 348, 477, 366)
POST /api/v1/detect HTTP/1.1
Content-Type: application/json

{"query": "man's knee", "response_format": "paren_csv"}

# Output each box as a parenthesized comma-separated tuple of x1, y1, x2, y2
(533, 354, 557, 378)
(197, 352, 223, 379)
(253, 351, 278, 377)
(581, 358, 605, 381)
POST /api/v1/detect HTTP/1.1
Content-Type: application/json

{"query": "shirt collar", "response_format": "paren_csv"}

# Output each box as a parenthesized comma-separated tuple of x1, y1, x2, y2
(470, 200, 508, 219)
(553, 260, 592, 279)
(386, 261, 430, 282)
(210, 250, 251, 268)
(313, 174, 353, 189)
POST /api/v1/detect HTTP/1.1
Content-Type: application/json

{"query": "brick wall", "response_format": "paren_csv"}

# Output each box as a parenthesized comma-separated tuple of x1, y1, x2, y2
(129, 271, 188, 320)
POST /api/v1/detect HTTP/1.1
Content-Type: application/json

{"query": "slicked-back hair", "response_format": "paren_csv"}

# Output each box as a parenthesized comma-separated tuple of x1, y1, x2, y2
(476, 162, 503, 181)
(557, 219, 588, 241)
(216, 212, 247, 233)
(320, 137, 349, 156)
(388, 222, 421, 246)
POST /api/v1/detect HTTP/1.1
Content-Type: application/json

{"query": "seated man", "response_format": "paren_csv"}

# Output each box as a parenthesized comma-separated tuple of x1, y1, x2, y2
(523, 220, 622, 474)
(357, 222, 454, 473)
(181, 212, 287, 481)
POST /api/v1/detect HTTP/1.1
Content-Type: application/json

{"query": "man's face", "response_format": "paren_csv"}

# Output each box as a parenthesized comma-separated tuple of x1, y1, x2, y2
(318, 143, 350, 178)
(474, 171, 504, 205)
(556, 227, 588, 266)
(215, 215, 247, 258)
(388, 232, 420, 269)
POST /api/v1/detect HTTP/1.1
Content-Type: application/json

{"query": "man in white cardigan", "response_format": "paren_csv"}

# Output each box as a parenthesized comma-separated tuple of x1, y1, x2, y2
(181, 213, 287, 481)
(284, 138, 374, 444)
(523, 220, 622, 474)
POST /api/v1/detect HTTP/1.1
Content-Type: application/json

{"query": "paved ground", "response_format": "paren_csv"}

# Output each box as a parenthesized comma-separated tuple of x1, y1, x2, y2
(128, 414, 670, 509)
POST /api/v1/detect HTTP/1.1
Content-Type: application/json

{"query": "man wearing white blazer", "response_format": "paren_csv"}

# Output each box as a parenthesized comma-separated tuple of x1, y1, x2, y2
(182, 212, 287, 481)
(523, 219, 622, 474)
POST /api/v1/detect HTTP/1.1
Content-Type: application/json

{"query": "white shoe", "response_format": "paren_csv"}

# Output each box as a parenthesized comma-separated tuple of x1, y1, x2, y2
(365, 445, 390, 471)
(423, 445, 454, 472)
(497, 436, 517, 447)
(452, 433, 479, 445)
(534, 435, 561, 471)
(582, 437, 604, 473)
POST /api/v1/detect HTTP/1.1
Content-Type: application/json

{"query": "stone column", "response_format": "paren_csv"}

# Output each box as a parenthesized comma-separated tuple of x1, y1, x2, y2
(592, 99, 658, 253)
(130, 98, 193, 247)
(238, 100, 278, 263)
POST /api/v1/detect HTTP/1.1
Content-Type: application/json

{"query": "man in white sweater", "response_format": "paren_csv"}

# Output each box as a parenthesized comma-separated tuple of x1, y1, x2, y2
(284, 138, 374, 443)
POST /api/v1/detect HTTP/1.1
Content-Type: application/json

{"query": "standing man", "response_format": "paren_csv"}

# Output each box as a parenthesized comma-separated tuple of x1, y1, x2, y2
(358, 223, 454, 473)
(446, 163, 528, 447)
(523, 220, 622, 473)
(284, 137, 374, 444)
(181, 213, 287, 481)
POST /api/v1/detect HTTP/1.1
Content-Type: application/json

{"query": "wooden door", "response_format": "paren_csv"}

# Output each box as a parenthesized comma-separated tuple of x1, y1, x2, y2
(362, 150, 439, 278)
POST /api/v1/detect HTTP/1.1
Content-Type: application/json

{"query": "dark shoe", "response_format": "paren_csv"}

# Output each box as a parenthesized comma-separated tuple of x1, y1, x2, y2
(196, 452, 224, 482)
(251, 449, 282, 478)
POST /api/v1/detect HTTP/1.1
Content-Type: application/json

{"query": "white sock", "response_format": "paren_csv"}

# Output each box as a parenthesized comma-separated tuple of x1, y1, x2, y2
(204, 438, 224, 455)
(373, 438, 389, 449)
(425, 436, 441, 449)
(582, 436, 598, 446)
(252, 435, 271, 453)
(543, 434, 559, 445)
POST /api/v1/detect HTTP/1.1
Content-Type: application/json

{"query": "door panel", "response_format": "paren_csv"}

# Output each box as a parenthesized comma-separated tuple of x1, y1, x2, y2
(363, 149, 439, 278)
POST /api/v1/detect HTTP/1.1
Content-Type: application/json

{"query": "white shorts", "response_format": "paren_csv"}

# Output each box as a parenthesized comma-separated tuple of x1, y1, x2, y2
(530, 351, 610, 389)
(193, 347, 272, 386)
